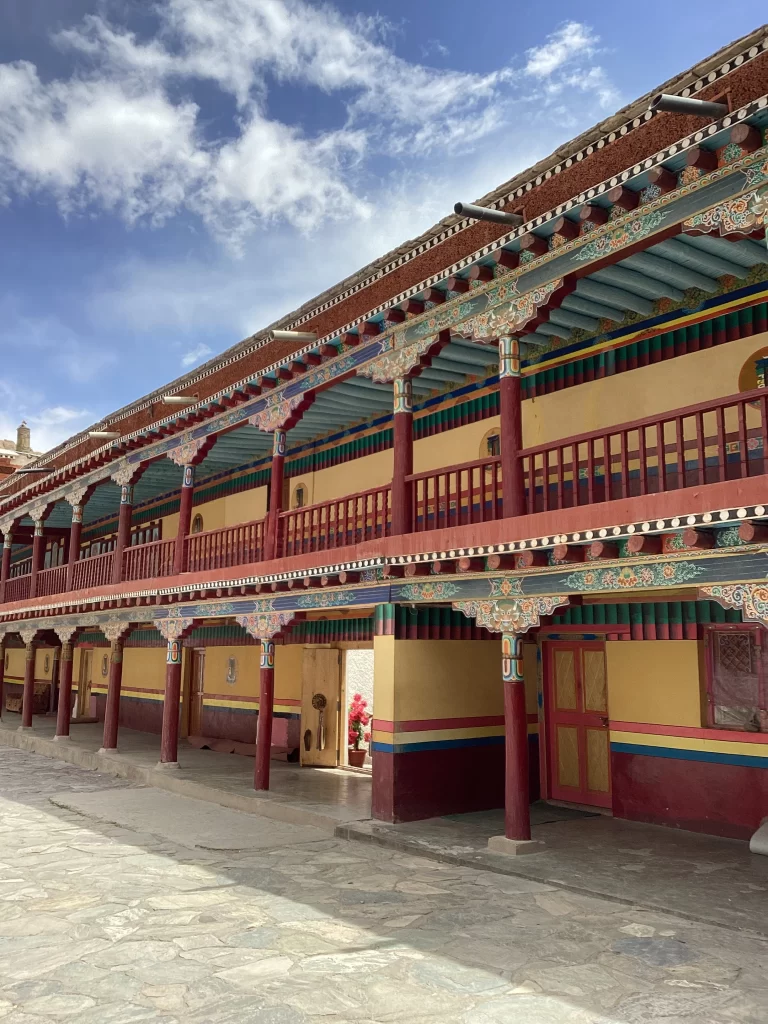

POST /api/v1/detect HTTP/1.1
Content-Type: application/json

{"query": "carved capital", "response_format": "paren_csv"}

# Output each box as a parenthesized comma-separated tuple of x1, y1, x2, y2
(236, 610, 294, 640)
(453, 595, 569, 634)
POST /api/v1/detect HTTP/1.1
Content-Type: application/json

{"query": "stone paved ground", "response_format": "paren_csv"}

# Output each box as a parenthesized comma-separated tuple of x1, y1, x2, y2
(1, 748, 767, 1023)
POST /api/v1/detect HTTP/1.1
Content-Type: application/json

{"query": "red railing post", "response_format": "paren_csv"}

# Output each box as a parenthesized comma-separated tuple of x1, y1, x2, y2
(65, 500, 84, 592)
(392, 378, 413, 535)
(264, 430, 286, 561)
(0, 530, 11, 604)
(112, 482, 134, 585)
(499, 337, 525, 518)
(28, 515, 48, 600)
(173, 464, 195, 575)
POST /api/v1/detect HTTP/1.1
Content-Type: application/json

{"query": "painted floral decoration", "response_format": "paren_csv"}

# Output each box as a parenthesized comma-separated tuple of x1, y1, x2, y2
(348, 693, 370, 750)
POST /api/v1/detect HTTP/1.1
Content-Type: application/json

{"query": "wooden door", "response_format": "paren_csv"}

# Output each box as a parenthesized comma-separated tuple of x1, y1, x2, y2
(75, 650, 92, 719)
(188, 650, 205, 737)
(301, 648, 341, 766)
(546, 641, 611, 808)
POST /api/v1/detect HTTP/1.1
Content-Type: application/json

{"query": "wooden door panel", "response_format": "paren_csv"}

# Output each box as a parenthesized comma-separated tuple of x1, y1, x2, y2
(554, 649, 577, 709)
(301, 649, 341, 767)
(189, 650, 205, 737)
(547, 641, 611, 808)
(583, 649, 607, 713)
(556, 725, 581, 790)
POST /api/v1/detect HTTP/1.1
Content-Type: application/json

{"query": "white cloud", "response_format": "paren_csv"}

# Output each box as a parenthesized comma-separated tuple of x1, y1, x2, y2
(181, 343, 213, 368)
(0, 4, 617, 246)
(524, 21, 598, 77)
(0, 385, 92, 454)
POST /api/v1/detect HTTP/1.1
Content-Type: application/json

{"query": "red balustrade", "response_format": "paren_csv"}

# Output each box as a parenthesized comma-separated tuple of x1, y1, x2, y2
(409, 457, 503, 533)
(72, 551, 115, 591)
(5, 574, 30, 603)
(36, 564, 67, 598)
(186, 519, 265, 573)
(521, 387, 768, 513)
(280, 487, 391, 557)
(122, 537, 176, 582)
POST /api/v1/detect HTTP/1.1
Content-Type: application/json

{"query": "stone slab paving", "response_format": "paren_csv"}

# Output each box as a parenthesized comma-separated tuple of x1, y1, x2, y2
(0, 747, 767, 1023)
(51, 789, 330, 851)
(340, 807, 768, 937)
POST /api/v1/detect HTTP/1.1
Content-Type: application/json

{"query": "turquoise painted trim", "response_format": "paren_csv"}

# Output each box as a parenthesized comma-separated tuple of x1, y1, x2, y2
(611, 741, 768, 769)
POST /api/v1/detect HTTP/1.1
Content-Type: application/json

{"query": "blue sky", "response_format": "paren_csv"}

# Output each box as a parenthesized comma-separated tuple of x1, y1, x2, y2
(0, 1, 765, 452)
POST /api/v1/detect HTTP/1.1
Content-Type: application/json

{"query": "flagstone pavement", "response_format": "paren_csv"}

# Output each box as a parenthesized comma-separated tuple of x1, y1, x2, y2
(0, 746, 766, 1024)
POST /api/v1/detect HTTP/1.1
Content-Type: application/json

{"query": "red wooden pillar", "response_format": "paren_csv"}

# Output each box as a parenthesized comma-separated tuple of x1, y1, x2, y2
(0, 638, 5, 720)
(112, 485, 134, 584)
(65, 502, 84, 592)
(0, 531, 12, 604)
(100, 635, 125, 750)
(391, 378, 413, 536)
(173, 465, 195, 575)
(264, 431, 286, 562)
(20, 638, 36, 729)
(499, 337, 526, 518)
(501, 631, 531, 840)
(254, 639, 275, 790)
(54, 637, 75, 740)
(159, 636, 183, 765)
(28, 519, 46, 600)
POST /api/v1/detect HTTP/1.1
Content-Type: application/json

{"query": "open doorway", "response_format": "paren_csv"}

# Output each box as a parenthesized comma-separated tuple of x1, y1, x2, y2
(343, 648, 374, 771)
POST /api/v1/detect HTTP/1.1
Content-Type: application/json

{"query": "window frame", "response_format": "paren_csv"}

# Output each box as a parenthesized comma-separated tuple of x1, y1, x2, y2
(703, 623, 767, 732)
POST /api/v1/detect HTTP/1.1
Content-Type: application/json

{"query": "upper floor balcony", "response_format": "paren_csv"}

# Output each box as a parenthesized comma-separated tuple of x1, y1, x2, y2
(1, 380, 766, 608)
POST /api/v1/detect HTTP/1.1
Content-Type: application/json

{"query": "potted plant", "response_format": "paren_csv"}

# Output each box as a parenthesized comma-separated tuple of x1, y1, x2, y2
(347, 692, 370, 768)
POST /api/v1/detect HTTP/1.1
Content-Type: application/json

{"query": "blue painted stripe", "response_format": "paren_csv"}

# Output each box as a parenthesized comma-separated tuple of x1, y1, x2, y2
(374, 733, 540, 757)
(611, 741, 768, 769)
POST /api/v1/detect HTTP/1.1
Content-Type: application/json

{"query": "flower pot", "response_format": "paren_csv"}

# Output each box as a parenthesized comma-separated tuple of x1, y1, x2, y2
(348, 748, 366, 768)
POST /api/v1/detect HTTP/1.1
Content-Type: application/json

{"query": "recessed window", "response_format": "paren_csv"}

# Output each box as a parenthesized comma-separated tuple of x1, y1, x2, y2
(706, 626, 768, 733)
(293, 484, 307, 509)
(191, 514, 204, 534)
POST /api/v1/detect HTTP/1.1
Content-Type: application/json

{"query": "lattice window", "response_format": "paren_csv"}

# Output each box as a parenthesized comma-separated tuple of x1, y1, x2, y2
(706, 627, 768, 733)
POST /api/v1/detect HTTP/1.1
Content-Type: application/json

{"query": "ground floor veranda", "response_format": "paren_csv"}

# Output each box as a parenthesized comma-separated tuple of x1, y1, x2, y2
(1, 717, 768, 938)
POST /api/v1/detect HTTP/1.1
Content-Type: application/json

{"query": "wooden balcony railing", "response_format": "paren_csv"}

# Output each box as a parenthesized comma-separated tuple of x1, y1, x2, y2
(72, 551, 115, 591)
(5, 574, 30, 603)
(520, 387, 768, 513)
(3, 388, 768, 606)
(36, 564, 67, 598)
(123, 537, 176, 582)
(409, 456, 503, 532)
(279, 487, 391, 557)
(186, 519, 264, 573)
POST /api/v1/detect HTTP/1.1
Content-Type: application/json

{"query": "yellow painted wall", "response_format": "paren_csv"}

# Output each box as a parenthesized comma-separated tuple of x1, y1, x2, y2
(373, 636, 539, 723)
(524, 332, 768, 447)
(275, 645, 303, 702)
(122, 648, 166, 694)
(413, 418, 500, 474)
(606, 640, 702, 727)
(196, 643, 302, 705)
(35, 648, 55, 682)
(4, 648, 25, 682)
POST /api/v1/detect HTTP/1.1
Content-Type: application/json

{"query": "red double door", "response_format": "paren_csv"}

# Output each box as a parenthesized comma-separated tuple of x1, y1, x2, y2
(545, 641, 612, 808)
